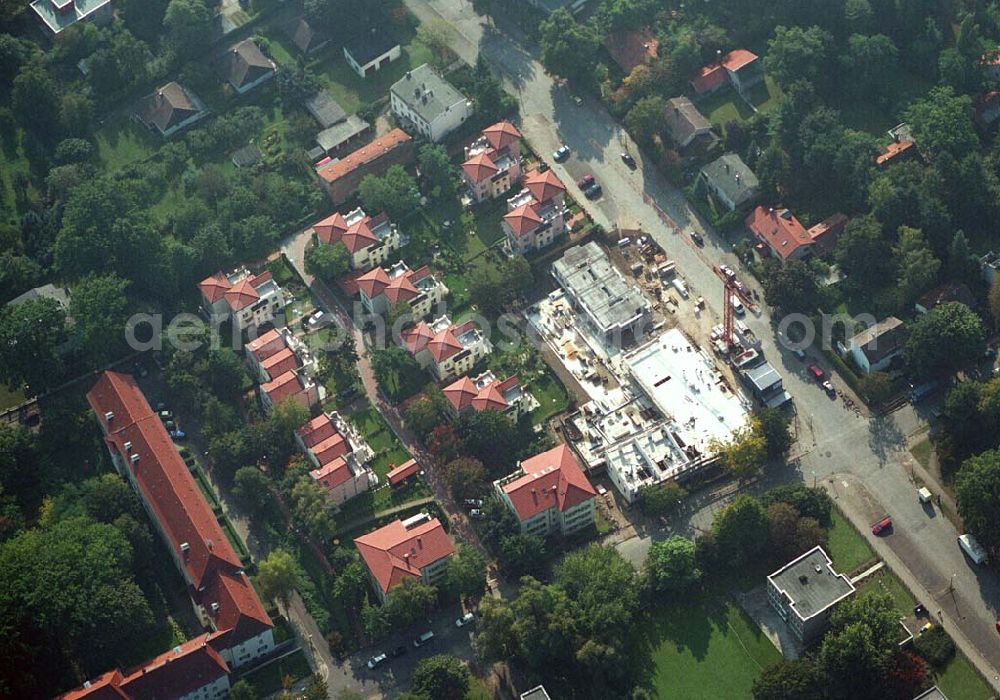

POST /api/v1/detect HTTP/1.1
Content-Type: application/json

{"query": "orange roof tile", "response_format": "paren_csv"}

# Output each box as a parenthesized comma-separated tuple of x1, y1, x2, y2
(119, 634, 229, 699)
(246, 328, 285, 361)
(313, 212, 350, 244)
(502, 444, 596, 521)
(318, 129, 412, 184)
(262, 370, 306, 405)
(310, 455, 352, 490)
(745, 206, 812, 261)
(297, 413, 338, 448)
(504, 202, 544, 237)
(524, 169, 565, 203)
(198, 273, 231, 303)
(387, 458, 421, 486)
(354, 516, 454, 594)
(401, 322, 435, 355)
(261, 346, 301, 379)
(461, 152, 499, 184)
(603, 28, 658, 73)
(356, 266, 391, 299)
(875, 139, 914, 165)
(341, 219, 379, 253)
(224, 278, 260, 312)
(443, 376, 478, 412)
(482, 120, 521, 152)
(722, 48, 758, 71)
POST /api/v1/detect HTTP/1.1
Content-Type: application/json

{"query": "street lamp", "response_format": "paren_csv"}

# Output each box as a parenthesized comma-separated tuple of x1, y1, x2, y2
(949, 573, 957, 592)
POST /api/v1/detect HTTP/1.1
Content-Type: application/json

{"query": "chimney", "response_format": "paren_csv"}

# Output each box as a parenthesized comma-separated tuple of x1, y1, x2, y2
(124, 441, 132, 452)
(130, 453, 140, 465)
(206, 539, 213, 551)
(417, 536, 422, 549)
(181, 542, 190, 555)
(210, 602, 220, 614)
(104, 411, 115, 423)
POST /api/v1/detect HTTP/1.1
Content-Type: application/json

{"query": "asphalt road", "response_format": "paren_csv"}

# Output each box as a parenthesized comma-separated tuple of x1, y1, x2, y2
(405, 0, 1000, 689)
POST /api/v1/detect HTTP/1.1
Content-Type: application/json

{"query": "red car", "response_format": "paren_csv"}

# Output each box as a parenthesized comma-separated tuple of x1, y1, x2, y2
(577, 174, 595, 189)
(872, 516, 892, 535)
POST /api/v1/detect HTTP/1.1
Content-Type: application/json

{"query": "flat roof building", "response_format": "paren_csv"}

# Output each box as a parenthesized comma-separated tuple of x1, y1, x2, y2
(390, 64, 472, 142)
(552, 241, 652, 341)
(767, 546, 855, 644)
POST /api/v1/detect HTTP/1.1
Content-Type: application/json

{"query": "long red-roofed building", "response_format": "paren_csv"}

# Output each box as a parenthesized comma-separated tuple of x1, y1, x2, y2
(354, 512, 454, 603)
(690, 49, 764, 96)
(307, 206, 403, 271)
(58, 632, 233, 700)
(493, 444, 597, 537)
(77, 371, 274, 696)
(316, 128, 415, 204)
(745, 206, 814, 264)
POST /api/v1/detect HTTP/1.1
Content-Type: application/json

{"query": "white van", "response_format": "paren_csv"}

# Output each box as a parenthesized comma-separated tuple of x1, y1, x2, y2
(672, 278, 689, 299)
(730, 295, 745, 316)
(958, 533, 987, 565)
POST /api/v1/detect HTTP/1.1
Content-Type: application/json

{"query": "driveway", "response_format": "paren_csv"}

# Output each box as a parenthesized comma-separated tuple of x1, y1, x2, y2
(402, 0, 1000, 689)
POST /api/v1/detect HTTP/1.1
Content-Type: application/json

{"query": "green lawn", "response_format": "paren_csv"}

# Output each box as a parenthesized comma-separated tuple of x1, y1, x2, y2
(307, 40, 434, 115)
(528, 371, 570, 425)
(911, 437, 933, 471)
(935, 652, 994, 700)
(642, 599, 781, 699)
(0, 128, 36, 220)
(240, 649, 312, 695)
(347, 402, 411, 481)
(94, 117, 158, 172)
(466, 677, 491, 700)
(700, 75, 781, 129)
(826, 508, 876, 574)
(0, 384, 26, 411)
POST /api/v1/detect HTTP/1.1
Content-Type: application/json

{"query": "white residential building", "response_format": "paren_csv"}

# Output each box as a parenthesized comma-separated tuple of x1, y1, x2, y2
(356, 261, 448, 317)
(296, 412, 376, 506)
(400, 315, 492, 382)
(343, 27, 401, 78)
(309, 207, 403, 271)
(199, 268, 287, 331)
(390, 63, 473, 142)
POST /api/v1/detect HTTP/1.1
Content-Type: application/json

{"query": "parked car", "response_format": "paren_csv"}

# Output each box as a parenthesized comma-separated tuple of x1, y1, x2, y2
(169, 430, 187, 441)
(367, 653, 387, 669)
(792, 348, 808, 361)
(689, 231, 704, 246)
(871, 516, 892, 535)
(468, 509, 484, 520)
(576, 174, 595, 189)
(164, 420, 176, 431)
(455, 612, 475, 627)
(306, 310, 328, 328)
(159, 410, 174, 421)
(918, 487, 932, 504)
(719, 264, 735, 280)
(808, 364, 835, 393)
(391, 645, 407, 658)
(413, 630, 435, 647)
(553, 145, 570, 162)
(583, 183, 602, 199)
(463, 499, 483, 509)
(537, 161, 550, 173)
(621, 152, 636, 168)
(959, 533, 987, 565)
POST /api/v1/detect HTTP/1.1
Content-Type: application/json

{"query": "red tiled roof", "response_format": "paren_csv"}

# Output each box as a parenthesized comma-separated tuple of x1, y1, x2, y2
(502, 444, 596, 522)
(297, 413, 338, 448)
(428, 327, 462, 362)
(443, 373, 516, 413)
(86, 371, 271, 651)
(262, 370, 305, 406)
(261, 347, 301, 380)
(443, 376, 478, 412)
(119, 634, 229, 699)
(313, 212, 349, 244)
(745, 206, 812, 261)
(471, 382, 508, 412)
(246, 328, 285, 361)
(482, 120, 521, 153)
(310, 455, 352, 490)
(198, 273, 231, 303)
(56, 670, 128, 700)
(224, 277, 260, 312)
(603, 28, 658, 74)
(311, 432, 348, 465)
(807, 212, 848, 252)
(356, 266, 391, 299)
(504, 202, 544, 237)
(524, 169, 565, 203)
(875, 139, 914, 165)
(200, 569, 272, 648)
(384, 274, 419, 304)
(354, 516, 454, 594)
(318, 129, 412, 184)
(401, 322, 435, 355)
(722, 48, 758, 72)
(387, 458, 421, 486)
(691, 64, 726, 95)
(461, 152, 499, 184)
(86, 372, 244, 589)
(341, 219, 379, 253)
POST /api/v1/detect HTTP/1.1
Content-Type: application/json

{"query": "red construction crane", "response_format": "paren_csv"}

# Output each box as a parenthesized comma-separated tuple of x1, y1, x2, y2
(722, 275, 735, 348)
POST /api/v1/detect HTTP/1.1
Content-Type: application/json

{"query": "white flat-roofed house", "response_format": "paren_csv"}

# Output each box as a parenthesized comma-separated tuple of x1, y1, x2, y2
(767, 546, 855, 645)
(31, 0, 112, 36)
(846, 316, 908, 374)
(390, 64, 473, 142)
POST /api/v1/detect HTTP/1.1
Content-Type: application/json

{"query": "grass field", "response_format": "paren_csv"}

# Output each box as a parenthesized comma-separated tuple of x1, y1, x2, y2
(0, 129, 35, 221)
(94, 117, 158, 172)
(347, 402, 411, 480)
(826, 507, 876, 573)
(641, 599, 781, 699)
(935, 652, 994, 700)
(528, 371, 570, 425)
(0, 384, 26, 412)
(700, 76, 781, 129)
(911, 436, 934, 471)
(240, 649, 312, 695)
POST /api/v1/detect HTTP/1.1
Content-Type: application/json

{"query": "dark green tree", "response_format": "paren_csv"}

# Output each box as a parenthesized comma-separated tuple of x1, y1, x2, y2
(444, 544, 486, 600)
(69, 273, 131, 366)
(647, 536, 701, 592)
(955, 448, 1000, 550)
(538, 8, 600, 87)
(304, 242, 350, 283)
(164, 0, 212, 55)
(765, 25, 832, 87)
(752, 659, 825, 700)
(358, 166, 419, 221)
(710, 494, 768, 567)
(0, 298, 67, 393)
(411, 655, 470, 700)
(905, 302, 985, 380)
(903, 86, 978, 159)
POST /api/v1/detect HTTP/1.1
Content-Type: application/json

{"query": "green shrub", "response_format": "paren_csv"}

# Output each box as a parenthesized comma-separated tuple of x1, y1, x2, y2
(913, 625, 955, 667)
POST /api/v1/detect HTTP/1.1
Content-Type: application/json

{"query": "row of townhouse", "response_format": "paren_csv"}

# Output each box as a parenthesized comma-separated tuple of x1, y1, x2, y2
(356, 261, 449, 317)
(502, 169, 569, 255)
(64, 371, 276, 699)
(308, 206, 404, 272)
(199, 268, 289, 332)
(295, 411, 377, 505)
(442, 370, 536, 420)
(400, 315, 493, 382)
(245, 328, 320, 413)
